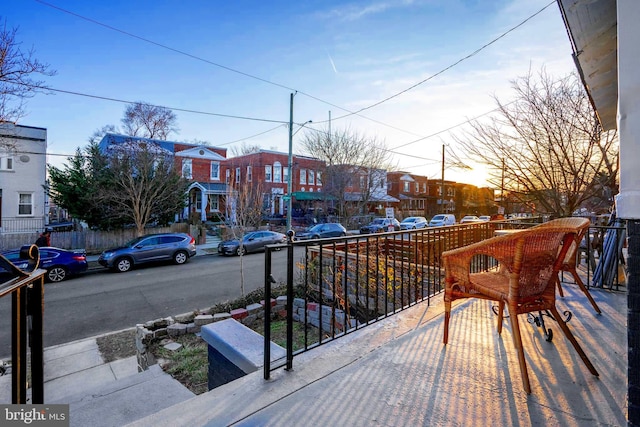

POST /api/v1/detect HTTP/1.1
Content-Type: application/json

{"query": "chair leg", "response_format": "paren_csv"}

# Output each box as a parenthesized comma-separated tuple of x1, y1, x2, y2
(548, 306, 599, 377)
(443, 299, 451, 345)
(497, 300, 505, 335)
(556, 275, 565, 297)
(570, 270, 602, 314)
(507, 303, 531, 394)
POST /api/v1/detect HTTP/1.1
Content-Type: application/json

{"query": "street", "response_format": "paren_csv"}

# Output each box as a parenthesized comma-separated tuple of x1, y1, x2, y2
(0, 251, 290, 359)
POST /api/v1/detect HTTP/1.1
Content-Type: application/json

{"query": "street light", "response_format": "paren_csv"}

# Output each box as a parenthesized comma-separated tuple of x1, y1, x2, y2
(286, 95, 312, 233)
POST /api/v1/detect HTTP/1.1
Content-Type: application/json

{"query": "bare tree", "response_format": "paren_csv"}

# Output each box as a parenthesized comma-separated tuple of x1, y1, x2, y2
(121, 101, 178, 140)
(230, 141, 261, 157)
(453, 69, 618, 217)
(300, 127, 395, 219)
(225, 166, 264, 296)
(0, 19, 55, 148)
(101, 141, 188, 235)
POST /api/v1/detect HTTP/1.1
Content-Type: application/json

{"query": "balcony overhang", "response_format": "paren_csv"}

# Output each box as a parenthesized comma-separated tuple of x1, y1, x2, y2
(558, 0, 618, 130)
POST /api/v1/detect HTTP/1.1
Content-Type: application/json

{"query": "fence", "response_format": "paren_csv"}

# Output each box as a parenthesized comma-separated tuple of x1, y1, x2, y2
(0, 223, 200, 254)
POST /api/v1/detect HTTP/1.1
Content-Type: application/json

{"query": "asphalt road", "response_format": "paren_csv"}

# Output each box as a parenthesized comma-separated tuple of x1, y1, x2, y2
(0, 251, 290, 359)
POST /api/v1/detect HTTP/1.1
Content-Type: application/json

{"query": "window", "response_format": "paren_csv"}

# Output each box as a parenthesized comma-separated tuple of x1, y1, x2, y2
(308, 170, 315, 185)
(182, 159, 192, 179)
(300, 169, 307, 184)
(18, 193, 33, 216)
(317, 171, 322, 186)
(360, 176, 365, 189)
(403, 182, 410, 192)
(273, 162, 282, 183)
(422, 183, 426, 193)
(265, 165, 272, 182)
(208, 195, 219, 211)
(283, 167, 289, 183)
(235, 167, 241, 183)
(226, 169, 231, 184)
(415, 182, 419, 192)
(247, 166, 252, 182)
(1, 157, 13, 170)
(210, 162, 220, 180)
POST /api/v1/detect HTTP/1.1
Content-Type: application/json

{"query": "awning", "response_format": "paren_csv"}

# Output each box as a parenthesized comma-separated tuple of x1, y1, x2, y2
(292, 191, 336, 201)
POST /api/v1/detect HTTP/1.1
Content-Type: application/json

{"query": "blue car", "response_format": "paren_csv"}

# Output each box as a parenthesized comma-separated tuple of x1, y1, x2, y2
(1, 247, 88, 282)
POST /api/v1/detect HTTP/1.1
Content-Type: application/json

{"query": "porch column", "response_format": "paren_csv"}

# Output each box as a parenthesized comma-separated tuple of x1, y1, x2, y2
(201, 191, 207, 222)
(616, 2, 640, 425)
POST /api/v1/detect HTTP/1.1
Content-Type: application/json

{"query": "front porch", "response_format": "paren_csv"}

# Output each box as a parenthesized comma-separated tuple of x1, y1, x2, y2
(131, 275, 626, 426)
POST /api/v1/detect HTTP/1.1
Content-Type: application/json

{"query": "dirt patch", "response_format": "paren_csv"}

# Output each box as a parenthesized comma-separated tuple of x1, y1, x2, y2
(96, 329, 137, 363)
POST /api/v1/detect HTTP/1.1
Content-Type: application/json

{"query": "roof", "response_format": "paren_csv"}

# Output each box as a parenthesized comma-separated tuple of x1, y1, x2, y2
(344, 192, 399, 203)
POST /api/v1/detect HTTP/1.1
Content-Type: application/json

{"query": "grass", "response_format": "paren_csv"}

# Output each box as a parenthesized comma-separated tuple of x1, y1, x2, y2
(144, 319, 319, 395)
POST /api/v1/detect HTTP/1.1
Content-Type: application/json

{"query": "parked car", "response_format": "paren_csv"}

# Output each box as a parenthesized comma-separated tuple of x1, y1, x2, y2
(295, 223, 347, 240)
(460, 215, 482, 224)
(399, 216, 428, 230)
(218, 231, 287, 256)
(98, 233, 196, 273)
(2, 247, 88, 282)
(478, 215, 491, 222)
(428, 214, 456, 227)
(359, 218, 401, 234)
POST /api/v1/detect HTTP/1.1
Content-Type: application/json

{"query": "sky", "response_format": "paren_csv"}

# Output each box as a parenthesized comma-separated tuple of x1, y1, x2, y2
(2, 0, 576, 187)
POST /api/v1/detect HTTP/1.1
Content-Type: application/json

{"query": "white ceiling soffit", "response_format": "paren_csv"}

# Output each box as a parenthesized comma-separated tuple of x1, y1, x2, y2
(558, 0, 618, 130)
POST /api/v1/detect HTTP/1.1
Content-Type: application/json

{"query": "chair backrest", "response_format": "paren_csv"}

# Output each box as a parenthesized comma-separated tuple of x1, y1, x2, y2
(511, 217, 590, 298)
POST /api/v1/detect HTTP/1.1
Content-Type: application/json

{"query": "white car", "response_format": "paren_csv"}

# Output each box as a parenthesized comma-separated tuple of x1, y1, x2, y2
(400, 216, 428, 230)
(428, 214, 456, 227)
(478, 215, 491, 222)
(460, 215, 482, 224)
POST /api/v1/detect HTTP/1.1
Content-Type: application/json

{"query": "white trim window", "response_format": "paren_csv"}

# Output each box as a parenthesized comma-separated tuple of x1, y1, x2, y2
(235, 167, 241, 184)
(404, 181, 410, 192)
(265, 165, 272, 182)
(247, 166, 252, 182)
(273, 161, 282, 183)
(182, 159, 193, 179)
(308, 170, 315, 185)
(208, 195, 219, 211)
(317, 171, 322, 186)
(210, 161, 220, 180)
(283, 166, 289, 183)
(1, 157, 13, 170)
(300, 169, 307, 185)
(18, 193, 33, 216)
(415, 182, 419, 192)
(226, 169, 231, 184)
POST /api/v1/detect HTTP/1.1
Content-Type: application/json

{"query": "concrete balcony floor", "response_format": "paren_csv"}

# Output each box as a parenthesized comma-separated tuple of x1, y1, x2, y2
(130, 277, 627, 427)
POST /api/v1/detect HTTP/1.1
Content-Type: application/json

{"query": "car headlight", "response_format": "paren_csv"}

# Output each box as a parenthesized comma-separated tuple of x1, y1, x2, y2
(103, 252, 115, 259)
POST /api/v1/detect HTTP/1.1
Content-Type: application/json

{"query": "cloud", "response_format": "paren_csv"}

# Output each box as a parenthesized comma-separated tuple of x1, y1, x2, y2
(319, 0, 417, 22)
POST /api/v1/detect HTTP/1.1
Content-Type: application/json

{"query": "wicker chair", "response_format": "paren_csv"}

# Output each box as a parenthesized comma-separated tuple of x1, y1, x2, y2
(442, 217, 599, 394)
(543, 221, 602, 314)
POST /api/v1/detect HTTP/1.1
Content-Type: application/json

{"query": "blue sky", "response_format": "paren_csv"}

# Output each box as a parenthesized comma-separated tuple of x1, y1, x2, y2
(3, 0, 575, 186)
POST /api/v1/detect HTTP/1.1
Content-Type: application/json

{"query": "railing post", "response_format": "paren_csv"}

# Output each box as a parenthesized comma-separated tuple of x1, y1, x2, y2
(286, 232, 295, 371)
(263, 248, 272, 380)
(11, 286, 28, 404)
(29, 276, 45, 403)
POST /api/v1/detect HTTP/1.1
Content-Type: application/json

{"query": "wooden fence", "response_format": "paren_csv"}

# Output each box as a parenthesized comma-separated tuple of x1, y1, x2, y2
(0, 223, 205, 254)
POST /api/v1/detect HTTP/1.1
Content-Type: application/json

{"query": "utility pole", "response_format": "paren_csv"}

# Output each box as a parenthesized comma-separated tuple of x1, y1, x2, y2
(287, 93, 294, 232)
(441, 144, 445, 213)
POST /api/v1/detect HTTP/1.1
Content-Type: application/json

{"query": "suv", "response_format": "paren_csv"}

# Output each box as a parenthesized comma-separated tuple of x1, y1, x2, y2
(295, 223, 347, 240)
(400, 216, 428, 230)
(428, 214, 456, 227)
(98, 233, 196, 272)
(360, 218, 401, 234)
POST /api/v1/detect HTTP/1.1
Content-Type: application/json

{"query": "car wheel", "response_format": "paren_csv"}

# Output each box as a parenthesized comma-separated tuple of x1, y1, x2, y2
(312, 235, 320, 239)
(47, 266, 67, 282)
(173, 250, 189, 265)
(114, 257, 132, 273)
(236, 246, 246, 256)
(340, 232, 346, 237)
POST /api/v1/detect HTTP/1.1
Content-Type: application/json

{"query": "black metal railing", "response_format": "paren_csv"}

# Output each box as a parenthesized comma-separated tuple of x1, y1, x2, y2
(263, 222, 495, 378)
(0, 246, 46, 404)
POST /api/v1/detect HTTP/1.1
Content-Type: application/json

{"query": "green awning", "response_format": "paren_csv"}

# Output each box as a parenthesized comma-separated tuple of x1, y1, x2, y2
(292, 191, 336, 201)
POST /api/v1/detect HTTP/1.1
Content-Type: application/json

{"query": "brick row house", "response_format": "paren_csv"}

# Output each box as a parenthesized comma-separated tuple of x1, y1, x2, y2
(99, 133, 495, 224)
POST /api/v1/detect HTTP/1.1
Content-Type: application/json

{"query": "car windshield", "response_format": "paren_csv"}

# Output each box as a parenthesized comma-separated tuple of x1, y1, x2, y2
(308, 224, 323, 232)
(403, 218, 416, 223)
(432, 215, 445, 221)
(125, 236, 147, 247)
(372, 219, 385, 225)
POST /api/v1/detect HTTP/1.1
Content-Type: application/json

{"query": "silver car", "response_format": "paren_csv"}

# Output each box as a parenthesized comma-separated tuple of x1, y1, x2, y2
(400, 216, 428, 230)
(98, 233, 197, 272)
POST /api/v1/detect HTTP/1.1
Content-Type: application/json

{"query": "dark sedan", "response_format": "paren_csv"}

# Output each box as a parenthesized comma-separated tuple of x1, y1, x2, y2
(1, 247, 88, 282)
(295, 223, 347, 240)
(218, 231, 286, 256)
(360, 218, 401, 234)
